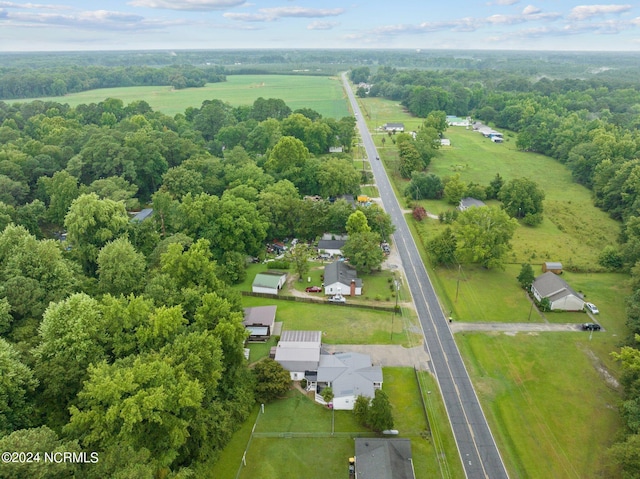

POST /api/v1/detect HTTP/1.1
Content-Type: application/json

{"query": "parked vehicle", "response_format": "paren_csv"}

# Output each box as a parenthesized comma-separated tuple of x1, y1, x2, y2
(305, 286, 322, 293)
(582, 323, 601, 331)
(584, 302, 599, 314)
(328, 294, 346, 304)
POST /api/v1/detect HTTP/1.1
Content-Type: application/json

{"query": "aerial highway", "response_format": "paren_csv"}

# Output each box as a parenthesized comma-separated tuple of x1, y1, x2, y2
(342, 73, 510, 479)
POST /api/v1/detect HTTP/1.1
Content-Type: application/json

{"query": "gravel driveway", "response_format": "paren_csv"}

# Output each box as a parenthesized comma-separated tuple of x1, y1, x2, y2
(322, 344, 431, 370)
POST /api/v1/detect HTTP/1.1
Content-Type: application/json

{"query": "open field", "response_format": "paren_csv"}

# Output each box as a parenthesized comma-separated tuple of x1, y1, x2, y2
(209, 368, 463, 479)
(456, 332, 623, 479)
(9, 74, 351, 118)
(357, 94, 629, 477)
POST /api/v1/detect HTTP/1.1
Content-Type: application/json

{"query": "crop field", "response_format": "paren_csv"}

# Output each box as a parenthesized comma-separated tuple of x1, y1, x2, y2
(9, 74, 351, 118)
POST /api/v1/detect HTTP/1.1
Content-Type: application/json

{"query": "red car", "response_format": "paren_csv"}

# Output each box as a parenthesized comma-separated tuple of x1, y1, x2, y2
(305, 286, 322, 293)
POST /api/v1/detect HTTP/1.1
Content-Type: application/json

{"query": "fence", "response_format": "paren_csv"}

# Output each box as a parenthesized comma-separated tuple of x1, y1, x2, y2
(241, 291, 397, 313)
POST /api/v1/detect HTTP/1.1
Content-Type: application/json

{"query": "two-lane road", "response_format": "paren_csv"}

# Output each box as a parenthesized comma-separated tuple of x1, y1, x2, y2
(343, 73, 509, 479)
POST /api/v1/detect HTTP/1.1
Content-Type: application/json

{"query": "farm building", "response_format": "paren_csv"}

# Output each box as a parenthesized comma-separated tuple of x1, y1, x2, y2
(354, 438, 416, 479)
(324, 260, 362, 296)
(531, 272, 584, 311)
(243, 305, 277, 341)
(542, 262, 563, 274)
(458, 197, 486, 211)
(252, 271, 287, 295)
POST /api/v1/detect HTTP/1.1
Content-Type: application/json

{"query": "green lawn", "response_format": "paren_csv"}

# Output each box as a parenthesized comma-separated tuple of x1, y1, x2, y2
(12, 74, 351, 118)
(456, 332, 624, 479)
(241, 295, 421, 347)
(210, 368, 461, 479)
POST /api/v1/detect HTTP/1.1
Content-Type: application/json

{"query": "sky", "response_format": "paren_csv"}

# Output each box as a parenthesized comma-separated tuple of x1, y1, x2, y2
(0, 0, 639, 52)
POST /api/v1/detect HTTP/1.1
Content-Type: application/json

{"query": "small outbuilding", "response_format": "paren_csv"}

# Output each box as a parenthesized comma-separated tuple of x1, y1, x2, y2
(131, 208, 153, 222)
(542, 262, 563, 274)
(243, 306, 277, 341)
(531, 272, 584, 311)
(252, 271, 287, 295)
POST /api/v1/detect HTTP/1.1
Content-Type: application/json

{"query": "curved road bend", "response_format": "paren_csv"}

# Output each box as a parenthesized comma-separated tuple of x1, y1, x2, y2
(342, 73, 509, 479)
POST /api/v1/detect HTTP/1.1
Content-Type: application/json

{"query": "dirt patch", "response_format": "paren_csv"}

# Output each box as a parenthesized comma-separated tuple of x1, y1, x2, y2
(583, 348, 621, 391)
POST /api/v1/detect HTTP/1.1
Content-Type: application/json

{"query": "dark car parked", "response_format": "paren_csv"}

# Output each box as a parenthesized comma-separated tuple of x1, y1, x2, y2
(582, 323, 601, 331)
(305, 286, 322, 293)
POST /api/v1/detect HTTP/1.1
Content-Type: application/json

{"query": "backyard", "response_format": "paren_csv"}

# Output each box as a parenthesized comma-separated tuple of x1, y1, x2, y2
(209, 367, 465, 479)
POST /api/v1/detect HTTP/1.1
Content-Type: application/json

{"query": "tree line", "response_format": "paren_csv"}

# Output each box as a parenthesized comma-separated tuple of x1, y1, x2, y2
(0, 93, 395, 476)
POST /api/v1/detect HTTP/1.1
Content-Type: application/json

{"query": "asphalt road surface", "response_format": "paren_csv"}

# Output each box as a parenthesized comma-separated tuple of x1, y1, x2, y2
(342, 73, 510, 479)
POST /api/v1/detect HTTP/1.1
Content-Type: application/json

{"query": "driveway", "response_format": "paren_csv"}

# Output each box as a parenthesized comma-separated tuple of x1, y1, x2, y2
(322, 344, 430, 370)
(449, 322, 593, 333)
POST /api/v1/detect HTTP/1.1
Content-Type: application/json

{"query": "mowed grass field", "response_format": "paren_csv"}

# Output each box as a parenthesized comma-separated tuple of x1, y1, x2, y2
(10, 74, 351, 118)
(209, 368, 464, 479)
(356, 94, 629, 477)
(457, 332, 623, 479)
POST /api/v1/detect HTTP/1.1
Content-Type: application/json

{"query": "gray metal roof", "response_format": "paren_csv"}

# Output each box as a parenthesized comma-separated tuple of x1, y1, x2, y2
(355, 438, 415, 479)
(324, 261, 362, 288)
(131, 208, 153, 222)
(279, 330, 321, 344)
(544, 262, 563, 270)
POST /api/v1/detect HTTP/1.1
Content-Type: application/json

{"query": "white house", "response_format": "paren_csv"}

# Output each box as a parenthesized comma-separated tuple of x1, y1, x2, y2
(314, 352, 383, 410)
(274, 330, 322, 381)
(383, 122, 405, 132)
(531, 272, 585, 311)
(324, 261, 362, 296)
(252, 271, 287, 295)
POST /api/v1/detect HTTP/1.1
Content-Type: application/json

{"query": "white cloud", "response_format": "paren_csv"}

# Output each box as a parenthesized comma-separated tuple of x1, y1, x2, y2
(225, 6, 345, 22)
(128, 0, 246, 11)
(2, 9, 165, 31)
(487, 0, 519, 5)
(0, 2, 69, 10)
(522, 5, 541, 15)
(568, 4, 632, 20)
(307, 21, 338, 30)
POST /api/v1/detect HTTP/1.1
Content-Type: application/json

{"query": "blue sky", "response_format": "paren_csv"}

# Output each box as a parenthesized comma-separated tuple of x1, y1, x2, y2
(1, 0, 639, 51)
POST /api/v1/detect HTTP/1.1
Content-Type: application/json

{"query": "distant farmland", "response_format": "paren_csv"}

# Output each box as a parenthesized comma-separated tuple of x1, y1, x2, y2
(9, 75, 351, 118)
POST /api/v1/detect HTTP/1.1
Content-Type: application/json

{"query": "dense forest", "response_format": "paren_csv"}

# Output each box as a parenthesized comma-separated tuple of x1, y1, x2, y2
(0, 92, 390, 476)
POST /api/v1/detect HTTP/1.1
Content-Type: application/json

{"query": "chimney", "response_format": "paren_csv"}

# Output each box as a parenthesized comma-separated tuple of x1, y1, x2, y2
(350, 279, 356, 296)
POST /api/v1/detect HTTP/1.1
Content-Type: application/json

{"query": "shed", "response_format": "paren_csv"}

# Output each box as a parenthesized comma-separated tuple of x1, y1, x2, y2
(243, 306, 277, 340)
(252, 271, 287, 295)
(354, 438, 416, 479)
(542, 262, 563, 274)
(532, 272, 584, 311)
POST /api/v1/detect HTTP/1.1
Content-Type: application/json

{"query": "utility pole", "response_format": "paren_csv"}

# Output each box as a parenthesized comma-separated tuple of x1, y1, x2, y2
(455, 265, 461, 302)
(391, 279, 399, 340)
